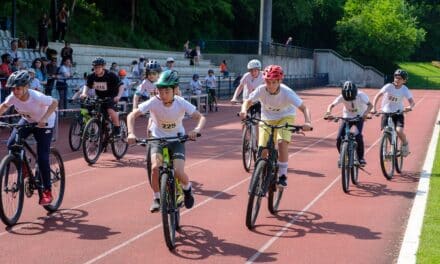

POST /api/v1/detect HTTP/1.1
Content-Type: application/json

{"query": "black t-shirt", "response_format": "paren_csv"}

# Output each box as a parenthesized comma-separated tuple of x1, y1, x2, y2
(87, 69, 122, 98)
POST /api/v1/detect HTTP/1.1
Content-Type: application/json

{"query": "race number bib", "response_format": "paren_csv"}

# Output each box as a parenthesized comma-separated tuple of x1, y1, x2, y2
(160, 122, 177, 130)
(387, 95, 399, 103)
(93, 82, 108, 91)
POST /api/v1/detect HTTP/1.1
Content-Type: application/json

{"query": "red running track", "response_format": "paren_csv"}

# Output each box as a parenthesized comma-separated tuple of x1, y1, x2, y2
(0, 88, 439, 264)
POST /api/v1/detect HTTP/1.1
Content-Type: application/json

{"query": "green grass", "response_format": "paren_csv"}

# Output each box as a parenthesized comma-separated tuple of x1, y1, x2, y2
(417, 129, 440, 263)
(397, 62, 440, 89)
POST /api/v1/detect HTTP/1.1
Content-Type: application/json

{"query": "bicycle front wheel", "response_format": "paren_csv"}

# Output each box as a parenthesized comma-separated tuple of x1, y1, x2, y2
(68, 118, 83, 151)
(351, 147, 359, 185)
(340, 142, 350, 193)
(146, 143, 152, 185)
(246, 159, 267, 230)
(160, 172, 177, 250)
(43, 148, 65, 212)
(395, 137, 404, 174)
(82, 118, 102, 164)
(241, 125, 253, 172)
(380, 133, 394, 180)
(0, 155, 24, 226)
(111, 119, 129, 159)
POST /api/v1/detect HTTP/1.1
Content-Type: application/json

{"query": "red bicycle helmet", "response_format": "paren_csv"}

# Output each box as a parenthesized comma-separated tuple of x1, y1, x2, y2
(263, 65, 284, 80)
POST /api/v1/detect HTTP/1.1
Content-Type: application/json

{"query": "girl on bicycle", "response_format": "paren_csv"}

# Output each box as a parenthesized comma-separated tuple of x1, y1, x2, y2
(127, 70, 206, 213)
(370, 69, 415, 156)
(324, 81, 373, 166)
(239, 65, 312, 187)
(0, 70, 58, 205)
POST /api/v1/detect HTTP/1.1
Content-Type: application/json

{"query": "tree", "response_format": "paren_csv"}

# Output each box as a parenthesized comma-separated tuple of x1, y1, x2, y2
(335, 0, 425, 68)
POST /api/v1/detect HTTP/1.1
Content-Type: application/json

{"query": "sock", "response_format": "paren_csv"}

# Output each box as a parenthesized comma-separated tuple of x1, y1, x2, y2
(182, 182, 192, 191)
(153, 192, 160, 199)
(278, 162, 288, 176)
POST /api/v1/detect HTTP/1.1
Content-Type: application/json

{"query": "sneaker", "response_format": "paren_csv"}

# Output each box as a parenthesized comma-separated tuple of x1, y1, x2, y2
(277, 175, 287, 188)
(402, 143, 410, 157)
(39, 189, 53, 205)
(183, 187, 195, 209)
(359, 159, 367, 167)
(149, 198, 160, 213)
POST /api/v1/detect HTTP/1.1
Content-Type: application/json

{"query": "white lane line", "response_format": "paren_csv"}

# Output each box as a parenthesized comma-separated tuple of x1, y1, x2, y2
(246, 136, 383, 263)
(397, 108, 440, 264)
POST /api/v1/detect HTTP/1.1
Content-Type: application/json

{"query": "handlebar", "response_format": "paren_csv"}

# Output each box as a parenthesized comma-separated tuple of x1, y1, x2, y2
(135, 133, 202, 146)
(324, 115, 368, 122)
(238, 114, 312, 133)
(372, 109, 411, 117)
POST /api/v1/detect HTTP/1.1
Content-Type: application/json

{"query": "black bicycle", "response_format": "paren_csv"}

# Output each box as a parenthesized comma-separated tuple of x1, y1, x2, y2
(81, 98, 128, 164)
(0, 122, 65, 226)
(241, 114, 258, 172)
(137, 133, 200, 250)
(375, 110, 409, 180)
(244, 116, 308, 229)
(325, 115, 365, 193)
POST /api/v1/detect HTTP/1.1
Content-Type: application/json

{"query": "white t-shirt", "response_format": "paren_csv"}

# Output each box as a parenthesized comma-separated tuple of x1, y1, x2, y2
(248, 84, 303, 120)
(240, 71, 264, 100)
(4, 89, 56, 128)
(190, 80, 202, 95)
(380, 83, 413, 113)
(120, 77, 130, 97)
(331, 91, 369, 118)
(138, 96, 196, 138)
(205, 75, 216, 89)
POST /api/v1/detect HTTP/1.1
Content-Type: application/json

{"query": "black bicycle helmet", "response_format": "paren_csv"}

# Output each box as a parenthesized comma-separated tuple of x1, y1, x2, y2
(394, 69, 408, 80)
(145, 60, 162, 73)
(92, 57, 106, 66)
(6, 70, 31, 88)
(155, 70, 179, 88)
(341, 81, 357, 101)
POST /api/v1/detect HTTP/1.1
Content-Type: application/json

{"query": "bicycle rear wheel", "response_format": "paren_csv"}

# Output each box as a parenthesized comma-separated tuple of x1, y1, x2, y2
(351, 147, 359, 185)
(111, 119, 129, 159)
(146, 144, 152, 185)
(68, 118, 83, 151)
(241, 125, 253, 172)
(82, 118, 102, 164)
(341, 142, 350, 193)
(395, 137, 404, 174)
(43, 148, 65, 212)
(246, 159, 267, 229)
(379, 133, 394, 180)
(0, 155, 24, 226)
(160, 172, 177, 250)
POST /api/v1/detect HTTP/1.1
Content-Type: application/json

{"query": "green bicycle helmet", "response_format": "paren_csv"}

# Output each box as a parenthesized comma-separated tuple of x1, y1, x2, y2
(155, 70, 179, 88)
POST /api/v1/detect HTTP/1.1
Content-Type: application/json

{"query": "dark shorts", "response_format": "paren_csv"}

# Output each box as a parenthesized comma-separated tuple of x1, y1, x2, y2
(208, 88, 216, 97)
(381, 113, 404, 130)
(149, 140, 186, 161)
(100, 98, 118, 112)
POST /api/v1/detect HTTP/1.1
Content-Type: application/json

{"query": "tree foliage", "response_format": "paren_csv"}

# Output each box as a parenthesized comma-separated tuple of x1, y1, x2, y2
(335, 0, 426, 68)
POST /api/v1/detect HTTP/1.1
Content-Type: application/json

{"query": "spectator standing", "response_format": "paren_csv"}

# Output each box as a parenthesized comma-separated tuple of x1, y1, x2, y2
(60, 41, 73, 63)
(184, 40, 190, 58)
(164, 57, 175, 71)
(38, 13, 51, 53)
(219, 60, 229, 78)
(45, 57, 58, 96)
(0, 53, 12, 102)
(56, 3, 69, 42)
(110, 62, 119, 75)
(285, 36, 293, 46)
(56, 58, 72, 110)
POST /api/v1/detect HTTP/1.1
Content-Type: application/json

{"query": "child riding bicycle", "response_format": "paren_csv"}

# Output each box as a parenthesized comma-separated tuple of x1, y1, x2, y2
(0, 70, 58, 205)
(370, 69, 415, 156)
(324, 81, 373, 166)
(127, 70, 206, 213)
(239, 65, 312, 187)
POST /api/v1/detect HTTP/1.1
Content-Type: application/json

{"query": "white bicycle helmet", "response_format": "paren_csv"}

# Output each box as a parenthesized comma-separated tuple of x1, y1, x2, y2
(247, 59, 262, 70)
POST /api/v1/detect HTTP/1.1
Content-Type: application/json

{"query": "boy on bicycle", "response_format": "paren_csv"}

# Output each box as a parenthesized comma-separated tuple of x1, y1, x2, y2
(80, 57, 124, 136)
(0, 70, 58, 205)
(370, 69, 415, 156)
(127, 70, 206, 212)
(239, 65, 312, 187)
(324, 81, 373, 166)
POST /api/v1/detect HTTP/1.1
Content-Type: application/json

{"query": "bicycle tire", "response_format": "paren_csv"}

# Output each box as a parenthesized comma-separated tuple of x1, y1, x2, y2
(379, 133, 394, 180)
(146, 143, 152, 185)
(68, 118, 83, 151)
(246, 159, 266, 229)
(82, 118, 102, 164)
(241, 125, 253, 172)
(0, 154, 24, 226)
(341, 142, 350, 193)
(351, 147, 359, 185)
(111, 119, 129, 159)
(160, 172, 177, 250)
(43, 148, 66, 212)
(395, 137, 404, 174)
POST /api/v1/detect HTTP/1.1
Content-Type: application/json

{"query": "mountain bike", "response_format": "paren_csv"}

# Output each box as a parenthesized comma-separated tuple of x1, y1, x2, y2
(244, 116, 308, 230)
(325, 115, 365, 193)
(68, 99, 92, 151)
(375, 110, 409, 180)
(241, 113, 258, 173)
(0, 122, 65, 226)
(136, 133, 200, 250)
(81, 98, 128, 164)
